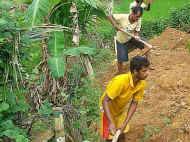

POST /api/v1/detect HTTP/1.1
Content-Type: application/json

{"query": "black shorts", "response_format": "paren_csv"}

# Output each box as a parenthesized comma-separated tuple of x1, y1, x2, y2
(116, 38, 145, 62)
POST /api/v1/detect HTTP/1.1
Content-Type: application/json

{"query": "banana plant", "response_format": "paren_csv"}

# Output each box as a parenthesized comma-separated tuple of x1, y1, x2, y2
(25, 0, 61, 27)
(25, 0, 105, 28)
(24, 0, 104, 79)
(47, 31, 95, 78)
(47, 31, 65, 78)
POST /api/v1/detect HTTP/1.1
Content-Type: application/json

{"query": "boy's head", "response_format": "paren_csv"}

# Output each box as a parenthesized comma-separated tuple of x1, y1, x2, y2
(130, 56, 150, 80)
(130, 6, 143, 22)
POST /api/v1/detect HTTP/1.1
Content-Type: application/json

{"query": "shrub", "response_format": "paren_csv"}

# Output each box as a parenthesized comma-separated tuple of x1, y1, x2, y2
(0, 88, 30, 142)
(169, 3, 190, 32)
(71, 78, 101, 141)
(141, 18, 168, 39)
(141, 3, 190, 39)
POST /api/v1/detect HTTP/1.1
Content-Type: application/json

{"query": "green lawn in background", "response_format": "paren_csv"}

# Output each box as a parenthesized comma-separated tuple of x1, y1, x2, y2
(114, 0, 190, 21)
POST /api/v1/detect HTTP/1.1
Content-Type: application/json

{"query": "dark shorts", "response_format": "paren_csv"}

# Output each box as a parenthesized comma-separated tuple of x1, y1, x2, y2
(116, 38, 145, 62)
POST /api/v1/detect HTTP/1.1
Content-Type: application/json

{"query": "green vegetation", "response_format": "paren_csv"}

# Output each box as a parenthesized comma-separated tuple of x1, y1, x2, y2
(114, 1, 190, 38)
(143, 0, 190, 21)
(142, 3, 190, 38)
(162, 116, 172, 126)
(115, 0, 190, 21)
(186, 41, 190, 53)
(0, 88, 29, 142)
(141, 125, 161, 142)
(71, 78, 101, 141)
(169, 3, 190, 31)
(0, 0, 106, 141)
(1, 0, 190, 141)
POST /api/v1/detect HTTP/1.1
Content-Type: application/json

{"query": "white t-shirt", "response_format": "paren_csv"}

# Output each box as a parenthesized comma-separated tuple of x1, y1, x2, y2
(113, 14, 141, 43)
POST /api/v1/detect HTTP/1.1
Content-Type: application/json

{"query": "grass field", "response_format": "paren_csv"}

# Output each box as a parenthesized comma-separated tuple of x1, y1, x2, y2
(114, 0, 190, 21)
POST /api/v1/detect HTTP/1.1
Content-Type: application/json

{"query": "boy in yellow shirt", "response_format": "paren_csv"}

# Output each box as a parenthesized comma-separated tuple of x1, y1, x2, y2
(100, 56, 150, 142)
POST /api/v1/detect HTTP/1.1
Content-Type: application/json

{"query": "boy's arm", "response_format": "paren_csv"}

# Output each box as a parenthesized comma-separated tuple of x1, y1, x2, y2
(107, 15, 123, 32)
(103, 94, 117, 134)
(120, 100, 138, 132)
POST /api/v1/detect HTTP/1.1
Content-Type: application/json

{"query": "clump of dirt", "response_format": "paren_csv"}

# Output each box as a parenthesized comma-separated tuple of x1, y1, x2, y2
(98, 28, 190, 142)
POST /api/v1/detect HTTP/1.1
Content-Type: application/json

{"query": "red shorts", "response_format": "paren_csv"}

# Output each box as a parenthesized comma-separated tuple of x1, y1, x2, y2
(102, 112, 109, 139)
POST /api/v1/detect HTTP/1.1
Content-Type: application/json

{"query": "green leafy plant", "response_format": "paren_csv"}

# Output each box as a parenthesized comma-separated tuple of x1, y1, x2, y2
(71, 78, 101, 141)
(0, 0, 115, 141)
(25, 0, 60, 27)
(141, 3, 190, 39)
(162, 116, 172, 126)
(169, 3, 190, 32)
(141, 125, 161, 142)
(0, 88, 29, 141)
(38, 100, 53, 117)
(47, 31, 96, 78)
(141, 19, 168, 39)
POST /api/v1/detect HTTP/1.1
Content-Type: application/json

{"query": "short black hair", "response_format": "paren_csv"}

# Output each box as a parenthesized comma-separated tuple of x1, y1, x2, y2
(130, 56, 150, 72)
(132, 6, 143, 15)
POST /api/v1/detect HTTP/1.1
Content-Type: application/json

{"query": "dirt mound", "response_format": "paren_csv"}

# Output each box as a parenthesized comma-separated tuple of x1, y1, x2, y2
(150, 27, 190, 49)
(98, 28, 190, 141)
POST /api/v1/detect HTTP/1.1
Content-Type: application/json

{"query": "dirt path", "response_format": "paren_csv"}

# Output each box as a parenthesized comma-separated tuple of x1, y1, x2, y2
(98, 28, 190, 142)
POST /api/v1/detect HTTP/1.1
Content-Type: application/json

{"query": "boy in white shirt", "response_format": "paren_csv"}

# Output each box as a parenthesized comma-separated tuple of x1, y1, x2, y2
(107, 6, 151, 74)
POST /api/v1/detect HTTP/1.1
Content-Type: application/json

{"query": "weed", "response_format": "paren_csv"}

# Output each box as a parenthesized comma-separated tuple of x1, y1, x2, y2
(186, 41, 190, 53)
(162, 116, 172, 126)
(141, 125, 161, 142)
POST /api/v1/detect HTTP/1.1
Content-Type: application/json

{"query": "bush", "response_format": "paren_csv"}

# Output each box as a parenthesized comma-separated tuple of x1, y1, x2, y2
(169, 3, 190, 32)
(141, 3, 190, 39)
(71, 78, 101, 141)
(92, 48, 115, 72)
(141, 18, 168, 39)
(0, 88, 30, 142)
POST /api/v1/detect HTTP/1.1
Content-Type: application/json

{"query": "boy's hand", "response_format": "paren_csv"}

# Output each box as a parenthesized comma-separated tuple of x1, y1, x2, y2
(112, 130, 121, 142)
(119, 124, 126, 133)
(134, 35, 140, 40)
(109, 123, 117, 135)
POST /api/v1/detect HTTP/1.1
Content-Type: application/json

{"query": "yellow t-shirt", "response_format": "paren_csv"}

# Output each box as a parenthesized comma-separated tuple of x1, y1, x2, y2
(113, 14, 141, 43)
(100, 72, 146, 138)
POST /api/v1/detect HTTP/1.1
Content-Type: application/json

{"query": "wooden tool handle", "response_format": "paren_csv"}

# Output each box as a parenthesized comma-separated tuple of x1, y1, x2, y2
(120, 29, 153, 49)
(112, 130, 121, 142)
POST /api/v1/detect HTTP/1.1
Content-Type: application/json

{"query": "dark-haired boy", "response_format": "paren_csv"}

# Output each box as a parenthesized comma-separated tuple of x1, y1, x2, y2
(107, 6, 151, 74)
(100, 56, 150, 142)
